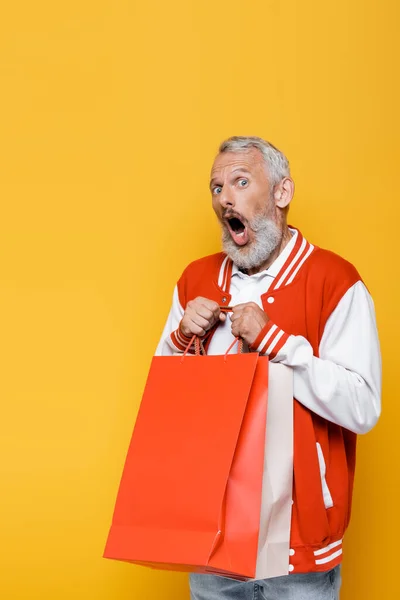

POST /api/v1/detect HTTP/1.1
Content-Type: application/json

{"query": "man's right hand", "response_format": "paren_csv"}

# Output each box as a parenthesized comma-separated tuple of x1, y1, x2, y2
(180, 297, 226, 337)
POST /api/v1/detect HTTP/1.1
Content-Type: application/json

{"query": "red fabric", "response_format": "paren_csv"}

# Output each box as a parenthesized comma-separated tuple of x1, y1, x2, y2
(174, 229, 361, 571)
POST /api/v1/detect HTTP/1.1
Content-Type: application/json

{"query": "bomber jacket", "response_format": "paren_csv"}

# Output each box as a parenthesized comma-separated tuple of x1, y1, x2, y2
(156, 227, 381, 573)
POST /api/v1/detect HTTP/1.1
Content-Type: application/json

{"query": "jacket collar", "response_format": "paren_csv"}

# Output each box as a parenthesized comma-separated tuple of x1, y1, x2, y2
(217, 226, 315, 296)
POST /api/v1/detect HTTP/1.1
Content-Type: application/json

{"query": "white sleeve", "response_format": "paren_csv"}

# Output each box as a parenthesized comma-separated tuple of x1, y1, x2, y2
(155, 286, 192, 356)
(269, 281, 382, 434)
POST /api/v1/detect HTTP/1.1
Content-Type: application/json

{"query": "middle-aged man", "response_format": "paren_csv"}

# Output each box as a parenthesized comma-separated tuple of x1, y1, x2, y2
(155, 136, 382, 600)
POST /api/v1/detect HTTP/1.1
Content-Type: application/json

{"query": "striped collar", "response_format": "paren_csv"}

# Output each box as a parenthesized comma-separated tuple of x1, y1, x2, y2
(218, 227, 315, 294)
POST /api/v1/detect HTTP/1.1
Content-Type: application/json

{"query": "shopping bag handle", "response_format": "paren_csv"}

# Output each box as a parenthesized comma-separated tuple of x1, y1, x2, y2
(224, 337, 244, 358)
(182, 335, 243, 360)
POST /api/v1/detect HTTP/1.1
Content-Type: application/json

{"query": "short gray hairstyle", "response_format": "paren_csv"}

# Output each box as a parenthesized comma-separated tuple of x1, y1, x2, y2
(218, 136, 290, 186)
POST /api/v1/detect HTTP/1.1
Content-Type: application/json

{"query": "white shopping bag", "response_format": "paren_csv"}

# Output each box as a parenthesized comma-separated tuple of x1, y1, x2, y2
(254, 363, 294, 580)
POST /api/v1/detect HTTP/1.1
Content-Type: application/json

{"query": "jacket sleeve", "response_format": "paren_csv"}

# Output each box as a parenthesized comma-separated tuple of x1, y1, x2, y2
(250, 281, 382, 434)
(155, 285, 194, 356)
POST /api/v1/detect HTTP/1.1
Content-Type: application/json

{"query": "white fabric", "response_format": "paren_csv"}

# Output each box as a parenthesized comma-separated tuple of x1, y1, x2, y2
(155, 239, 382, 435)
(254, 363, 293, 580)
(275, 281, 381, 434)
(156, 285, 186, 354)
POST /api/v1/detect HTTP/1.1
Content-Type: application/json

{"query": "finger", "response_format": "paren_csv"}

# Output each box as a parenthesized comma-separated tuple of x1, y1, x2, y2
(196, 296, 220, 311)
(187, 318, 207, 337)
(193, 305, 215, 322)
(198, 298, 221, 319)
(231, 320, 240, 337)
(231, 304, 246, 316)
(219, 312, 226, 322)
(190, 314, 212, 332)
(187, 301, 214, 323)
(230, 311, 242, 322)
(190, 298, 220, 321)
(244, 302, 259, 310)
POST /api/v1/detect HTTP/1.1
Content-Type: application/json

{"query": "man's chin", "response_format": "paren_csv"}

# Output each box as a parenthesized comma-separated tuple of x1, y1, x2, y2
(222, 237, 259, 270)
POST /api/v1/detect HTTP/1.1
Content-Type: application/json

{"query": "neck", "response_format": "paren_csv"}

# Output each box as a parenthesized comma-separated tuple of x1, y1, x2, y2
(245, 225, 292, 276)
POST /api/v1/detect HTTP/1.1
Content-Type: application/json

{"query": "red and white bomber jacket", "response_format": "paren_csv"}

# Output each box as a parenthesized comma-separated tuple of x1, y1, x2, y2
(155, 227, 381, 574)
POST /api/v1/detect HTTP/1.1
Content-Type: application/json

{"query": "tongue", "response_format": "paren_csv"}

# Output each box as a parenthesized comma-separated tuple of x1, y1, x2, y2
(230, 227, 249, 246)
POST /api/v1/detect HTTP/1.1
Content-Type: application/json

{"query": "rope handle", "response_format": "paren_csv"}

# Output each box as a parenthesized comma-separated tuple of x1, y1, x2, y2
(182, 335, 205, 358)
(224, 337, 244, 357)
(181, 335, 243, 359)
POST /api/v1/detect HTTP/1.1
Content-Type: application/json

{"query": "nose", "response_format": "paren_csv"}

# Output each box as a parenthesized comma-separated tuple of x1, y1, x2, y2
(219, 186, 235, 210)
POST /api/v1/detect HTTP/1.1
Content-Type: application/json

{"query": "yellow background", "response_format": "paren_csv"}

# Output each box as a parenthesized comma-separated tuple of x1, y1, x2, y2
(0, 1, 398, 598)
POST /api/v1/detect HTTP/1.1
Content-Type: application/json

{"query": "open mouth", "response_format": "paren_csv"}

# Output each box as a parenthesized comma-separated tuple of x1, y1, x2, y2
(226, 216, 249, 246)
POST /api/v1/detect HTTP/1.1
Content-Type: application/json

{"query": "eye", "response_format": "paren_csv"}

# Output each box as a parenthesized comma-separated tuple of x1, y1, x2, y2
(213, 186, 222, 195)
(238, 178, 248, 187)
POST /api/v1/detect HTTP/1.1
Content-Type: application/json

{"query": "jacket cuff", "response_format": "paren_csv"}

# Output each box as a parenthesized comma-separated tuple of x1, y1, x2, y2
(170, 323, 194, 352)
(249, 321, 290, 359)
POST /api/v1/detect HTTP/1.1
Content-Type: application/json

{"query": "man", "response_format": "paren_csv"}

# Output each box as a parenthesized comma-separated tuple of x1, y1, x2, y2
(156, 136, 381, 600)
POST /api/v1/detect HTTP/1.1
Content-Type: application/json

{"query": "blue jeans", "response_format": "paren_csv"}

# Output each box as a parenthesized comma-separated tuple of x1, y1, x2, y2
(190, 566, 341, 600)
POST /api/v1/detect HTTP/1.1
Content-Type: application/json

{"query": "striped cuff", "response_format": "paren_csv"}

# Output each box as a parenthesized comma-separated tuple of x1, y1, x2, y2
(249, 321, 290, 359)
(170, 324, 194, 353)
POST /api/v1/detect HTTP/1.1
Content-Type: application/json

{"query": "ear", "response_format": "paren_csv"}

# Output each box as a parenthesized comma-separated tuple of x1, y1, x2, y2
(273, 177, 295, 209)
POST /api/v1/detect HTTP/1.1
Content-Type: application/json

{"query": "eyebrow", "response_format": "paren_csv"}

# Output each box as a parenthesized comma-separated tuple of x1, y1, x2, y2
(209, 168, 252, 188)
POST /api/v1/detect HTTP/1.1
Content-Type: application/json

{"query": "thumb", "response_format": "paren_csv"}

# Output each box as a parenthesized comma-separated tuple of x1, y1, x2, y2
(219, 312, 227, 322)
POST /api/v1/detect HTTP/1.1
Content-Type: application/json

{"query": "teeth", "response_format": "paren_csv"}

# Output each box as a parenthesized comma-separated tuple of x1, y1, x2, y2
(237, 231, 245, 237)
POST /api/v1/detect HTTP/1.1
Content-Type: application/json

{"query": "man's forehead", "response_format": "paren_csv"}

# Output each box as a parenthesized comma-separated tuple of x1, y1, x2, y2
(210, 148, 264, 177)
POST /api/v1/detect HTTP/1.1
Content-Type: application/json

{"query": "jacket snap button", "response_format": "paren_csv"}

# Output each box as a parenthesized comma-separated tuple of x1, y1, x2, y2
(289, 549, 295, 556)
(222, 297, 227, 303)
(267, 296, 274, 304)
(288, 564, 294, 572)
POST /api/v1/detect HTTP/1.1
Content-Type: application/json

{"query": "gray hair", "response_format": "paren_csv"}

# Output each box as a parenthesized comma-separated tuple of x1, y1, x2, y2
(218, 136, 290, 186)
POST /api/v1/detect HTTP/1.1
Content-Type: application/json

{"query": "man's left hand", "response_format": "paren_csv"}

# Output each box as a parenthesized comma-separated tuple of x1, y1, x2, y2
(230, 302, 269, 346)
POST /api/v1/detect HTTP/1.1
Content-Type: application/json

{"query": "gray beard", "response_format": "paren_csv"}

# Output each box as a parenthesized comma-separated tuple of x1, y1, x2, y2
(222, 215, 282, 271)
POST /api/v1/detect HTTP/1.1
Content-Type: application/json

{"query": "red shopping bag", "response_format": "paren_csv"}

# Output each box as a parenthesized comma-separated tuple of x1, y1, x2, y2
(104, 338, 268, 579)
